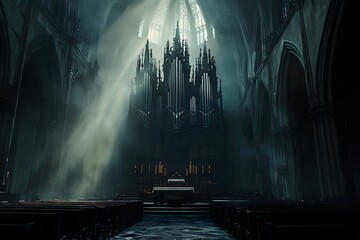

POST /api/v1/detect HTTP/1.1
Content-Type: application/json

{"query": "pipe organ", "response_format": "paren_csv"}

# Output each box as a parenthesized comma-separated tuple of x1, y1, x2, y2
(130, 23, 223, 130)
(132, 40, 158, 127)
(127, 23, 226, 194)
(195, 45, 219, 127)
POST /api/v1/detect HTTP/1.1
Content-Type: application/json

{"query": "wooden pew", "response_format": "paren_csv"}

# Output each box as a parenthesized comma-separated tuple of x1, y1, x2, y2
(44, 200, 105, 239)
(211, 199, 255, 233)
(0, 212, 63, 240)
(211, 200, 298, 239)
(47, 200, 143, 239)
(245, 207, 360, 240)
(42, 200, 120, 239)
(263, 222, 360, 240)
(0, 222, 35, 240)
(0, 199, 143, 240)
(0, 204, 85, 239)
(211, 200, 360, 240)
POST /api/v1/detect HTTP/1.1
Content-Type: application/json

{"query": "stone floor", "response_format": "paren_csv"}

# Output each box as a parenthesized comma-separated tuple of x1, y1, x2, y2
(111, 214, 234, 239)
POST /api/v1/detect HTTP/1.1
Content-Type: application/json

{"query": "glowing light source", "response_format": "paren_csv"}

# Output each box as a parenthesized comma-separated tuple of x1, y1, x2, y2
(147, 0, 209, 45)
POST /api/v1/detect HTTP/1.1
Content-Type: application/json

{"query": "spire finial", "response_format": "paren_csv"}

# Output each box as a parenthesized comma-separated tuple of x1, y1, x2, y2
(174, 20, 181, 50)
(158, 61, 162, 80)
(144, 39, 150, 70)
(176, 21, 180, 38)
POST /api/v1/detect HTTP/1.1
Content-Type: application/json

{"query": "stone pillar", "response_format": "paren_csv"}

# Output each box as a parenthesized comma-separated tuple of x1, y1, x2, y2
(311, 103, 346, 200)
(275, 126, 298, 200)
(0, 87, 15, 192)
(274, 133, 287, 199)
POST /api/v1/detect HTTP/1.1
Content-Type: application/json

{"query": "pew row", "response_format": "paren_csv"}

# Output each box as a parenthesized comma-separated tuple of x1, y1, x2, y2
(211, 200, 360, 240)
(0, 200, 143, 240)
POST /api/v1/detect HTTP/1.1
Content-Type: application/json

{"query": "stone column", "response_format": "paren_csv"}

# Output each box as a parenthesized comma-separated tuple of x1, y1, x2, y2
(0, 86, 15, 191)
(311, 103, 346, 200)
(275, 126, 298, 200)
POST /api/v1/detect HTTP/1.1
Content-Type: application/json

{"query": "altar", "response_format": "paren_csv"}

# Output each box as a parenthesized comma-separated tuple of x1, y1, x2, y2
(152, 186, 194, 204)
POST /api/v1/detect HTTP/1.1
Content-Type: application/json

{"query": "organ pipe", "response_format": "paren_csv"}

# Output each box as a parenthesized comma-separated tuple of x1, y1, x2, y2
(129, 23, 223, 130)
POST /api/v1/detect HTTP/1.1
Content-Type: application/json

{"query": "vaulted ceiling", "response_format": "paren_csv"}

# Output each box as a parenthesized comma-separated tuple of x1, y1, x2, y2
(76, 0, 284, 109)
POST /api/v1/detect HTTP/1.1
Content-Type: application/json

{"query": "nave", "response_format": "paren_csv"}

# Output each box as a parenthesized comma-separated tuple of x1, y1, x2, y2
(112, 214, 233, 240)
(1, 198, 360, 239)
(0, 0, 359, 239)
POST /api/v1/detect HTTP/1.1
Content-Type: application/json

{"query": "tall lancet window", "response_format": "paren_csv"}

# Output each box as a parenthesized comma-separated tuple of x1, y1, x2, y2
(173, 0, 191, 42)
(189, 0, 208, 45)
(147, 0, 208, 46)
(148, 0, 171, 45)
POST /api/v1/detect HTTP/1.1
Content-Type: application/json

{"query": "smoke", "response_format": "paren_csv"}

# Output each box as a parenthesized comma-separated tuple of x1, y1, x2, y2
(45, 0, 160, 199)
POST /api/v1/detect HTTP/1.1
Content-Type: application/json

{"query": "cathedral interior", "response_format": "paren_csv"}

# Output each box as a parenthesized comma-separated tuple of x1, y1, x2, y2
(0, 0, 359, 239)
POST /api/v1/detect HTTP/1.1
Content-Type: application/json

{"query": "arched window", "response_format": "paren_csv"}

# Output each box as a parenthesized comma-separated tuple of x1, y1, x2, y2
(146, 0, 209, 46)
(148, 0, 171, 45)
(188, 0, 208, 45)
(210, 24, 216, 39)
(175, 0, 191, 42)
(138, 19, 145, 38)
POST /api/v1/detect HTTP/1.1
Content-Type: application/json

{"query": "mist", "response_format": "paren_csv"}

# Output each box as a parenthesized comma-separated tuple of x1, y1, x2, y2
(45, 0, 161, 199)
(42, 0, 248, 199)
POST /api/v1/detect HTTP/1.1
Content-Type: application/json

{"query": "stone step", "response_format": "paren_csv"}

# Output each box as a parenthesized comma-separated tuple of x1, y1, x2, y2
(143, 209, 210, 214)
(143, 202, 211, 214)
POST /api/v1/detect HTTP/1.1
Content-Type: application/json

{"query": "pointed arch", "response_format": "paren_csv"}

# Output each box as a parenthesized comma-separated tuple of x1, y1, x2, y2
(277, 41, 320, 200)
(24, 35, 62, 108)
(256, 81, 272, 144)
(276, 41, 304, 125)
(10, 35, 63, 194)
(316, 0, 347, 103)
(317, 1, 360, 198)
(146, 0, 208, 46)
(254, 81, 273, 198)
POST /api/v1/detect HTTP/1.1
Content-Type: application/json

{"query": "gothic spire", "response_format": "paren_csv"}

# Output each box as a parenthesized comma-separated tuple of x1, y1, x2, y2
(183, 40, 189, 65)
(174, 21, 181, 53)
(158, 61, 162, 82)
(202, 41, 208, 71)
(144, 39, 150, 70)
(137, 55, 141, 72)
(175, 21, 180, 41)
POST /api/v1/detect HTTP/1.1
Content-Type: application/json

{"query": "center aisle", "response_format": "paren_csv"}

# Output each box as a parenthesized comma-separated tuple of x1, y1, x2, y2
(111, 214, 234, 239)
